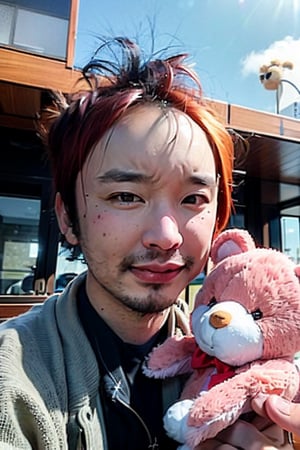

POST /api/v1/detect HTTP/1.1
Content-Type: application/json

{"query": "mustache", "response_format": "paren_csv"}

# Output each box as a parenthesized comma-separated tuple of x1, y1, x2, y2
(119, 250, 195, 272)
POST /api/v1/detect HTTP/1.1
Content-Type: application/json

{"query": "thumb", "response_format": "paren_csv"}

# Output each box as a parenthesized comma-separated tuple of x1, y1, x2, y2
(263, 395, 300, 436)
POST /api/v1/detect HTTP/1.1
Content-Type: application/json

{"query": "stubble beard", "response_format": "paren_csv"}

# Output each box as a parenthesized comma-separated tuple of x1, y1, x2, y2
(102, 280, 176, 314)
(85, 249, 194, 315)
(88, 266, 177, 315)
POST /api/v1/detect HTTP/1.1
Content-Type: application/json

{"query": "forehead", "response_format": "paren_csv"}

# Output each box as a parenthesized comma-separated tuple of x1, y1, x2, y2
(85, 103, 216, 180)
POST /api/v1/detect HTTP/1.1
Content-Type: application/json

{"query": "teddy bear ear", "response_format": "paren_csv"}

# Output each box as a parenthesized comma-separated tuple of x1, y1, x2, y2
(270, 59, 281, 67)
(259, 65, 268, 73)
(282, 61, 294, 70)
(210, 228, 256, 265)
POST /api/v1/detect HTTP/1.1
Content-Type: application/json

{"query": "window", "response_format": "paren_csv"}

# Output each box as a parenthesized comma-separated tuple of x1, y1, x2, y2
(0, 195, 40, 294)
(0, 0, 70, 59)
(54, 242, 86, 292)
(281, 216, 300, 264)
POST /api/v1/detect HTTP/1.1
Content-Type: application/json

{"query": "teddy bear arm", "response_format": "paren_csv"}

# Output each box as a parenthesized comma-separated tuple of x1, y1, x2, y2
(184, 362, 299, 447)
(188, 361, 299, 426)
(143, 335, 197, 378)
(246, 360, 300, 399)
(188, 371, 251, 428)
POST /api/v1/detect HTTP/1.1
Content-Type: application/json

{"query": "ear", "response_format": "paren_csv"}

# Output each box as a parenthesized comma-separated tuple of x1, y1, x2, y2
(210, 228, 256, 265)
(55, 192, 79, 246)
(283, 61, 294, 70)
(270, 59, 280, 67)
(295, 265, 300, 279)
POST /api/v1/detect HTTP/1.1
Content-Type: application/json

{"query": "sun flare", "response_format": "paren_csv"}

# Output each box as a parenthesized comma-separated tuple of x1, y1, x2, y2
(276, 0, 300, 15)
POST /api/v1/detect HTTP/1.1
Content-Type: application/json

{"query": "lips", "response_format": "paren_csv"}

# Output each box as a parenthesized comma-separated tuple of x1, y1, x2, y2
(130, 263, 185, 284)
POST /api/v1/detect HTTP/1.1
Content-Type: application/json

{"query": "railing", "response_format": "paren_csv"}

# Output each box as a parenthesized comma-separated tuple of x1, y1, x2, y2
(0, 295, 47, 322)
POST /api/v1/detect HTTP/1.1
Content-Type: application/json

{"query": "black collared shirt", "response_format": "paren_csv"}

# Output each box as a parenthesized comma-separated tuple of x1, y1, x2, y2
(77, 284, 178, 450)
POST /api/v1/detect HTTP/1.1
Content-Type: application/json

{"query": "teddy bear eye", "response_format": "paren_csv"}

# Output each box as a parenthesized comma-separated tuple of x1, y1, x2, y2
(207, 297, 217, 308)
(251, 309, 263, 320)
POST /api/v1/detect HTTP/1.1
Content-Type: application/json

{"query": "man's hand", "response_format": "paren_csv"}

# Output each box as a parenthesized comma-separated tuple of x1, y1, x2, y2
(252, 394, 300, 449)
(195, 414, 294, 449)
(252, 394, 300, 436)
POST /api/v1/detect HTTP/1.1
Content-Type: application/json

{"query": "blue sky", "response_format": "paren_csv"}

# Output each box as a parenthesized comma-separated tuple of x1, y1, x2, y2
(75, 0, 300, 114)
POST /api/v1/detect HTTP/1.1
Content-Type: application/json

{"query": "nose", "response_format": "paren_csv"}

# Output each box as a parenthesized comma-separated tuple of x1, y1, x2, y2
(142, 215, 183, 250)
(209, 310, 232, 329)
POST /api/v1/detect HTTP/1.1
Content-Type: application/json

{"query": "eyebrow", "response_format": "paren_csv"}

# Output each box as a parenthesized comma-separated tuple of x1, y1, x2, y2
(189, 174, 219, 187)
(97, 169, 218, 187)
(97, 169, 151, 183)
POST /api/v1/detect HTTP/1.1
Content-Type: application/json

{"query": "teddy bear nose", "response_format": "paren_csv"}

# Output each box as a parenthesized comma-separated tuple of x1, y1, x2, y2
(209, 311, 232, 329)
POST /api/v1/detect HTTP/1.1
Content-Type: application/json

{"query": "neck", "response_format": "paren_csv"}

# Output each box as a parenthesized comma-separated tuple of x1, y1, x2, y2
(86, 278, 171, 345)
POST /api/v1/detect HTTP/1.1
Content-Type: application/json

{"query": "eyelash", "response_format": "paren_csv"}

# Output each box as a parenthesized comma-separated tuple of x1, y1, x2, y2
(183, 193, 210, 205)
(107, 191, 210, 207)
(108, 192, 143, 204)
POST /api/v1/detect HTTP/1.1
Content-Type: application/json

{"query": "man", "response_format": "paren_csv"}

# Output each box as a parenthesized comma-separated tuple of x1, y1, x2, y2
(0, 37, 294, 449)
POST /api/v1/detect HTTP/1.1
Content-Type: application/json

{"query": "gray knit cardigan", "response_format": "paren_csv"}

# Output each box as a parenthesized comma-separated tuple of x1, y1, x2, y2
(0, 272, 190, 449)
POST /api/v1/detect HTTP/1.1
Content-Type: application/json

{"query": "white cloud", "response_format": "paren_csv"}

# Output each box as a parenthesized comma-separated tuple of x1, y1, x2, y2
(241, 36, 300, 109)
(241, 36, 300, 76)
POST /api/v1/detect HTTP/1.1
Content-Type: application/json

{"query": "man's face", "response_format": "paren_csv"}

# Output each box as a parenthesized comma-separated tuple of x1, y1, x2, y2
(74, 104, 218, 314)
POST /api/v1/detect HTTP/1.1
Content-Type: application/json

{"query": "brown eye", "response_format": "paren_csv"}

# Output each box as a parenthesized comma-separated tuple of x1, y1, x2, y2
(251, 309, 263, 320)
(183, 194, 208, 205)
(119, 193, 137, 202)
(109, 192, 143, 204)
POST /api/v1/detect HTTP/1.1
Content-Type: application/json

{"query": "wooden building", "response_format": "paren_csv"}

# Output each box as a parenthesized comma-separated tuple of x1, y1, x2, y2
(0, 0, 299, 300)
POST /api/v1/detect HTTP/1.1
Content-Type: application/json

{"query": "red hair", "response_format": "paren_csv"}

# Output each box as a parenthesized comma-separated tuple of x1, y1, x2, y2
(47, 38, 233, 236)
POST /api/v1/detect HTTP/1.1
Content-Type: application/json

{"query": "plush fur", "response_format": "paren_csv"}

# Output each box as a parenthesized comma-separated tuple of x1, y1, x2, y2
(259, 59, 293, 90)
(144, 229, 300, 450)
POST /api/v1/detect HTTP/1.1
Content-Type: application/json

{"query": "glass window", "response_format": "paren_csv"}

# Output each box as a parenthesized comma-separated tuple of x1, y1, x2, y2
(281, 216, 300, 264)
(9, 0, 70, 18)
(0, 4, 14, 45)
(14, 8, 68, 58)
(0, 0, 70, 59)
(54, 243, 86, 292)
(0, 195, 40, 294)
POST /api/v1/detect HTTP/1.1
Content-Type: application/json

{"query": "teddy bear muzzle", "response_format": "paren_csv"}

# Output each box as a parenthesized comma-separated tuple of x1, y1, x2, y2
(209, 310, 232, 329)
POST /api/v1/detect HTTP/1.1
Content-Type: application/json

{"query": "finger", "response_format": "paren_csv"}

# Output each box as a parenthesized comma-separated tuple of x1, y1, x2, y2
(251, 393, 269, 418)
(261, 424, 292, 447)
(195, 440, 238, 449)
(217, 420, 281, 450)
(215, 446, 239, 450)
(195, 439, 226, 449)
(251, 414, 274, 432)
(263, 395, 300, 436)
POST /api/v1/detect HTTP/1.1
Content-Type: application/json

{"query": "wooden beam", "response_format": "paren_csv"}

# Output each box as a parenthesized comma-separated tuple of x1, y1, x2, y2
(206, 99, 228, 125)
(229, 103, 300, 141)
(0, 303, 38, 321)
(0, 48, 81, 92)
(66, 0, 80, 68)
(0, 295, 47, 303)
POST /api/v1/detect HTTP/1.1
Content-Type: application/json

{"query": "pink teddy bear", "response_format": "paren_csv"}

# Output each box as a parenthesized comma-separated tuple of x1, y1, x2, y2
(144, 228, 300, 449)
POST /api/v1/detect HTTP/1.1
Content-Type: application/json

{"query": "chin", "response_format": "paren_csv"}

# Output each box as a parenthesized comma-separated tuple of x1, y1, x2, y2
(121, 292, 176, 315)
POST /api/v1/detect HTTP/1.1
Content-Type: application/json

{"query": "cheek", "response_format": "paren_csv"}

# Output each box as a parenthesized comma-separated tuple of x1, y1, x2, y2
(199, 208, 216, 223)
(184, 211, 216, 248)
(83, 207, 141, 248)
(89, 210, 119, 239)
